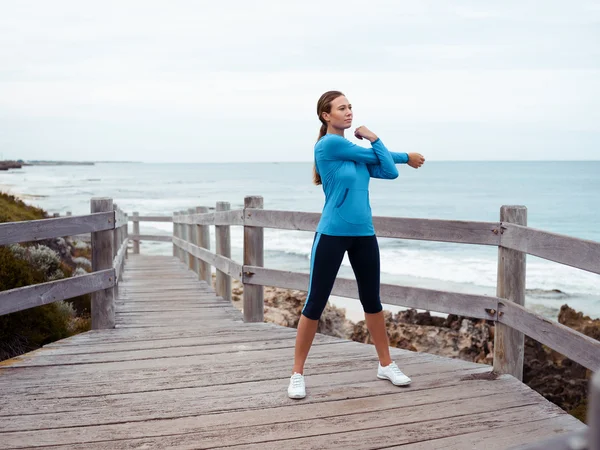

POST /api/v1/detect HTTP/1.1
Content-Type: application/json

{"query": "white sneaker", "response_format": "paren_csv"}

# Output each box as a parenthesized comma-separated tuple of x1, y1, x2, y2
(377, 361, 412, 386)
(288, 372, 306, 399)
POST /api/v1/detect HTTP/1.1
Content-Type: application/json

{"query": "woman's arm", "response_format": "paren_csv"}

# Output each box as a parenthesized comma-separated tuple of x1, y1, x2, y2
(320, 135, 399, 179)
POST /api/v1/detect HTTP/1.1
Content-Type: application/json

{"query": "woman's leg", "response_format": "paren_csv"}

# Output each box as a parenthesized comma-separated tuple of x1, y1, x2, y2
(348, 235, 392, 365)
(364, 311, 392, 366)
(292, 233, 347, 374)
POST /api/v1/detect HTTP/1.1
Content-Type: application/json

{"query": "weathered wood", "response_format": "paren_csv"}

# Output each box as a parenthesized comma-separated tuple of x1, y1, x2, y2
(497, 301, 600, 372)
(244, 209, 501, 246)
(243, 196, 264, 322)
(179, 210, 187, 263)
(114, 208, 127, 229)
(187, 208, 197, 273)
(196, 206, 212, 284)
(91, 198, 115, 330)
(395, 415, 585, 450)
(176, 211, 215, 225)
(0, 252, 587, 448)
(129, 234, 172, 243)
(129, 215, 173, 222)
(172, 211, 178, 258)
(215, 201, 232, 300)
(112, 238, 128, 282)
(112, 204, 120, 299)
(123, 213, 128, 260)
(243, 266, 499, 320)
(501, 223, 600, 275)
(173, 237, 242, 281)
(494, 205, 527, 381)
(0, 211, 114, 246)
(509, 430, 588, 450)
(214, 208, 244, 225)
(0, 270, 115, 316)
(132, 212, 140, 254)
(591, 371, 600, 450)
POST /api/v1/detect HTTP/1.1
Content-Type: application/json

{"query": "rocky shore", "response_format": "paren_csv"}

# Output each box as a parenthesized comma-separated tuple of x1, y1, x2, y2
(223, 277, 596, 421)
(0, 161, 24, 171)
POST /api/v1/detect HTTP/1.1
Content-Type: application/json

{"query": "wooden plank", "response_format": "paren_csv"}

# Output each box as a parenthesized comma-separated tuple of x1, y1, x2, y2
(502, 223, 600, 274)
(243, 196, 264, 322)
(215, 208, 244, 226)
(215, 201, 232, 300)
(498, 301, 600, 371)
(389, 415, 585, 449)
(129, 215, 173, 222)
(0, 211, 114, 245)
(510, 430, 588, 450)
(132, 212, 140, 254)
(244, 266, 499, 320)
(112, 234, 128, 280)
(129, 234, 172, 242)
(244, 209, 501, 245)
(0, 365, 493, 431)
(494, 205, 527, 381)
(173, 237, 242, 281)
(0, 269, 115, 316)
(592, 371, 600, 450)
(114, 209, 127, 228)
(0, 383, 542, 448)
(209, 405, 567, 450)
(174, 212, 215, 225)
(195, 206, 212, 284)
(91, 198, 115, 330)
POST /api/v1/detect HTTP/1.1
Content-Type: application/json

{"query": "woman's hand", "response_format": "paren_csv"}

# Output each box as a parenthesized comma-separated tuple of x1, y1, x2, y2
(407, 153, 425, 169)
(354, 126, 378, 143)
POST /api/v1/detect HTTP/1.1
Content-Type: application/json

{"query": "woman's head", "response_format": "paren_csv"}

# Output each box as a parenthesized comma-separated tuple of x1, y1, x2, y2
(316, 91, 352, 139)
(313, 90, 351, 185)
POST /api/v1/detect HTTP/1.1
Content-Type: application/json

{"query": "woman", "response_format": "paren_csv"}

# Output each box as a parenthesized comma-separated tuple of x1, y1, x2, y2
(288, 91, 425, 399)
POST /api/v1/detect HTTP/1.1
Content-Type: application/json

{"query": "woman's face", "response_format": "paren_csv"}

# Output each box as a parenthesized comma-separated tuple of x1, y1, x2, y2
(323, 95, 353, 130)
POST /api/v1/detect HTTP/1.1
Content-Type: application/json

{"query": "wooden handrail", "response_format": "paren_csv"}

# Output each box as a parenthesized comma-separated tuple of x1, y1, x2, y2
(0, 212, 114, 246)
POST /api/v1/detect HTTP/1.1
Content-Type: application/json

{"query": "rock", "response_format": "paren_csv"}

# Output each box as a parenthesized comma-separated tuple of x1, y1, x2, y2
(222, 277, 354, 339)
(558, 304, 600, 341)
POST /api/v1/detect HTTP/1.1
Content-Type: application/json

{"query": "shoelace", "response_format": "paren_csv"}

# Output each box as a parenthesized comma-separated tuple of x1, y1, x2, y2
(291, 374, 304, 387)
(389, 363, 405, 376)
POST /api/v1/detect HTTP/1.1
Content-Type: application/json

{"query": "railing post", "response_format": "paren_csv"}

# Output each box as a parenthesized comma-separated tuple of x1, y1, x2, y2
(180, 210, 188, 263)
(91, 197, 115, 330)
(119, 209, 125, 280)
(590, 371, 600, 450)
(172, 211, 179, 258)
(216, 201, 231, 301)
(196, 206, 212, 285)
(132, 211, 140, 254)
(187, 208, 197, 272)
(112, 204, 119, 300)
(243, 196, 264, 322)
(494, 205, 527, 380)
(124, 213, 128, 260)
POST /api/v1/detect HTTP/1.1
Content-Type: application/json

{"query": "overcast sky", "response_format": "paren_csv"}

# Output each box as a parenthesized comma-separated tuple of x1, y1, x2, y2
(0, 0, 598, 162)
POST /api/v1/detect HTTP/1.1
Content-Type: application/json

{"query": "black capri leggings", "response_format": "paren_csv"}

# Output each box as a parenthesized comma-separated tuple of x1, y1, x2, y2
(302, 233, 382, 320)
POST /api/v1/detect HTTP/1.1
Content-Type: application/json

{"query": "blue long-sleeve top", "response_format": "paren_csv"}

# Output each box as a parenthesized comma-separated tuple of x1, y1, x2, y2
(314, 134, 408, 236)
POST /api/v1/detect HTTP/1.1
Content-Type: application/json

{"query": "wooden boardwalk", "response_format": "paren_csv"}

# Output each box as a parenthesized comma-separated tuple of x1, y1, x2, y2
(0, 254, 586, 449)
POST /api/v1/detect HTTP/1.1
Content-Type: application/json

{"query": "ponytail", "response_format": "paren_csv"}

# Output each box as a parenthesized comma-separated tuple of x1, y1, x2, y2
(313, 122, 327, 185)
(313, 90, 343, 186)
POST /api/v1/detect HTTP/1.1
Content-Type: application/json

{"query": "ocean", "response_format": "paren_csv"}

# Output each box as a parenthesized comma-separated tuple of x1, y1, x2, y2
(1, 161, 599, 321)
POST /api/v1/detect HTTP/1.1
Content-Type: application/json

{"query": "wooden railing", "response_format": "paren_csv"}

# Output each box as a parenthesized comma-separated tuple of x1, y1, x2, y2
(167, 196, 600, 378)
(0, 198, 128, 329)
(2, 195, 599, 446)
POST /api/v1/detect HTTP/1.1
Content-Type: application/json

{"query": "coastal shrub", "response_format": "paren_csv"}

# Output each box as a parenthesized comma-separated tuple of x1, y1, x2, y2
(0, 192, 46, 223)
(0, 246, 72, 361)
(10, 244, 63, 278)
